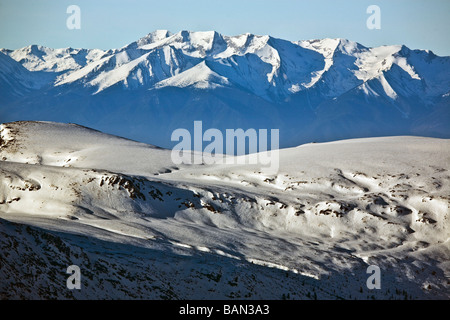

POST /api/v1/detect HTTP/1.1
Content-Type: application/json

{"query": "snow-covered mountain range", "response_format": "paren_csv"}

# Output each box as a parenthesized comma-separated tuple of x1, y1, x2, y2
(1, 30, 449, 148)
(1, 121, 449, 299)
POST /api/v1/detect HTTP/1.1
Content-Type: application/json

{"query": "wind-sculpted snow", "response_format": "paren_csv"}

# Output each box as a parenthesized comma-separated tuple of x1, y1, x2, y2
(1, 121, 449, 299)
(1, 31, 449, 148)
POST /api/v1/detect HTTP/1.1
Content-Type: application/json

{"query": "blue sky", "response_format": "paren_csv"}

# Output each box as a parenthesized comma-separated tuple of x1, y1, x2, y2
(1, 0, 449, 55)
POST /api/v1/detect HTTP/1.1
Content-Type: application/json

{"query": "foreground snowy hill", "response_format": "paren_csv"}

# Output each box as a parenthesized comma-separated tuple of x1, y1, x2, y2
(1, 31, 449, 148)
(1, 121, 449, 299)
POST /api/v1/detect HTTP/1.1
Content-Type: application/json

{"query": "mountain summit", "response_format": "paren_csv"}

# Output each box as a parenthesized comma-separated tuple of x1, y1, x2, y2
(1, 31, 449, 147)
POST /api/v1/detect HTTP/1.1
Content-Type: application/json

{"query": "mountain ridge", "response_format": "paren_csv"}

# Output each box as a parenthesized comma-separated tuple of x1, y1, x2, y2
(1, 30, 449, 148)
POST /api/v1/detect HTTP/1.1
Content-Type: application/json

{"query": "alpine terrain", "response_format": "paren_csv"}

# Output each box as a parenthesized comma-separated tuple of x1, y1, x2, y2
(0, 121, 449, 299)
(1, 30, 449, 148)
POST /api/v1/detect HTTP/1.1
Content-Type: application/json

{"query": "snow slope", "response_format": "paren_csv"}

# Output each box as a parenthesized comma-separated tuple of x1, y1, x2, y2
(0, 45, 107, 73)
(1, 121, 449, 299)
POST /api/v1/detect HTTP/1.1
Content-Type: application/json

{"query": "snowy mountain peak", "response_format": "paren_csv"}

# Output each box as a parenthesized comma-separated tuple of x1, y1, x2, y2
(335, 38, 366, 55)
(1, 30, 449, 147)
(154, 60, 230, 89)
(136, 29, 174, 47)
(4, 30, 447, 102)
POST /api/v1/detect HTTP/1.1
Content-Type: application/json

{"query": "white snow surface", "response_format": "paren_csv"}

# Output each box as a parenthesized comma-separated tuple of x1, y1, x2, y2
(3, 30, 448, 101)
(1, 121, 449, 299)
